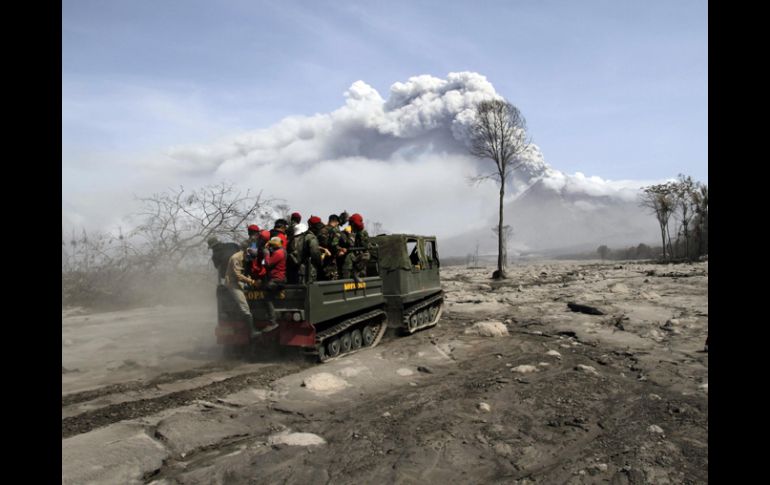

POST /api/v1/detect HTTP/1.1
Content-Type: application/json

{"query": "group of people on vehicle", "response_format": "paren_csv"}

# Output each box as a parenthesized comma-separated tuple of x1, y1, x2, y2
(206, 211, 373, 338)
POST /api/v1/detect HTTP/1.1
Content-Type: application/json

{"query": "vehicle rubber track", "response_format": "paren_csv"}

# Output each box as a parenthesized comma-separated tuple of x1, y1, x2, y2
(314, 308, 388, 363)
(401, 292, 444, 334)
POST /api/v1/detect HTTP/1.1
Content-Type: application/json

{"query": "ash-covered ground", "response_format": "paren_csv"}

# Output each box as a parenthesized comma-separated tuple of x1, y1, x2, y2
(62, 260, 708, 484)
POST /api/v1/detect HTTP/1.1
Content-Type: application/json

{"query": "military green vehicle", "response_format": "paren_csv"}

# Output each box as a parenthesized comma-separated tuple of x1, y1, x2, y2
(215, 234, 444, 362)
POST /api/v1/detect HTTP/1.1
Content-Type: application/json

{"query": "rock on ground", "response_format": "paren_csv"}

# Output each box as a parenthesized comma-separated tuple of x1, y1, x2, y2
(512, 365, 538, 373)
(62, 423, 169, 485)
(608, 283, 630, 294)
(575, 364, 599, 375)
(465, 321, 509, 337)
(337, 367, 365, 378)
(302, 373, 349, 392)
(648, 425, 665, 434)
(267, 431, 326, 446)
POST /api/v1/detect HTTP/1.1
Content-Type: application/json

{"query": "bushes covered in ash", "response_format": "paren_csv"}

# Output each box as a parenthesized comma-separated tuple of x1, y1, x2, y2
(62, 183, 276, 310)
(61, 267, 213, 311)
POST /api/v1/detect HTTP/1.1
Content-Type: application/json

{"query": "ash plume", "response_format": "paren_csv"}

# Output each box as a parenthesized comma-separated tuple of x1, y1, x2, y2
(64, 71, 666, 254)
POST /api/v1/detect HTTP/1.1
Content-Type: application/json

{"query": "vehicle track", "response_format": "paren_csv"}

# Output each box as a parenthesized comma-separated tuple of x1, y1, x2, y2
(62, 362, 246, 407)
(62, 362, 310, 439)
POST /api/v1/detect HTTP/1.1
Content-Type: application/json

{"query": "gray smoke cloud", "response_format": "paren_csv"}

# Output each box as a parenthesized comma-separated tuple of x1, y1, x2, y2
(64, 71, 665, 252)
(164, 72, 500, 175)
(140, 72, 510, 238)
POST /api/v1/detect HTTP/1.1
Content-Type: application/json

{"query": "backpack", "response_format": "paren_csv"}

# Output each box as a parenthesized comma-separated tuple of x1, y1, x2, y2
(287, 232, 305, 267)
(212, 242, 241, 278)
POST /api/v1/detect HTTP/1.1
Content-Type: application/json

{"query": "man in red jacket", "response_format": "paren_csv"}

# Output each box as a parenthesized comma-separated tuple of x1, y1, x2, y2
(262, 236, 287, 330)
(270, 219, 289, 248)
(247, 224, 260, 241)
(247, 230, 271, 280)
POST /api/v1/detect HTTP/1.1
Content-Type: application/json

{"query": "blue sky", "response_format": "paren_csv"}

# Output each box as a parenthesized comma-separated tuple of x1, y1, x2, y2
(62, 0, 707, 232)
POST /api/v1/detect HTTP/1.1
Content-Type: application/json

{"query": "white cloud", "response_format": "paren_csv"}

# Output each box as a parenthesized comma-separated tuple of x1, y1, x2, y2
(539, 170, 667, 202)
(160, 72, 499, 177)
(63, 71, 666, 243)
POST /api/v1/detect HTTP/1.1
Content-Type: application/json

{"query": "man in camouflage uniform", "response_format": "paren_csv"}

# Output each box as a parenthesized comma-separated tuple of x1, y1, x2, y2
(315, 214, 341, 280)
(340, 213, 370, 281)
(336, 212, 352, 276)
(338, 211, 349, 229)
(288, 217, 325, 284)
(286, 212, 301, 250)
(285, 223, 305, 284)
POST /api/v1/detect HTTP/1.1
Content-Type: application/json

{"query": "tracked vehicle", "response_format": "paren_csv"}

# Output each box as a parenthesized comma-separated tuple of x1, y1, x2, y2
(215, 234, 443, 362)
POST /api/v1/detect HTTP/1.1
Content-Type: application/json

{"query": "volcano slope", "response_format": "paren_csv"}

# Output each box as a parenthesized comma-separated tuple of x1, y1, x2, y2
(62, 260, 708, 484)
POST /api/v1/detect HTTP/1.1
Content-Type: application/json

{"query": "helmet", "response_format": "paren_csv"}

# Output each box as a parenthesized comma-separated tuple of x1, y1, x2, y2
(349, 213, 364, 230)
(293, 222, 308, 236)
(268, 237, 283, 247)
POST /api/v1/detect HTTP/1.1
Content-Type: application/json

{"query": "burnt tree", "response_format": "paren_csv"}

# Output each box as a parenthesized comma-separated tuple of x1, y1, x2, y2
(469, 99, 531, 279)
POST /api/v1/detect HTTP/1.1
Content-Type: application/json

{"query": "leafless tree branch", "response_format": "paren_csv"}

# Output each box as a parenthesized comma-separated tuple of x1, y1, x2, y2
(468, 99, 531, 278)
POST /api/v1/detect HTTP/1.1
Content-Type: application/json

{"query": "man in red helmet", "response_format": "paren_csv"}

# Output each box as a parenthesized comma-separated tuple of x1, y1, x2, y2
(247, 230, 272, 280)
(287, 217, 325, 283)
(245, 224, 262, 270)
(247, 224, 260, 244)
(340, 213, 370, 281)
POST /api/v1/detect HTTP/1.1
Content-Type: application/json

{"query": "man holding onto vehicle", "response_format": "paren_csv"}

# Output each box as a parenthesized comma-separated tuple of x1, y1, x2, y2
(262, 237, 287, 331)
(225, 243, 263, 339)
(208, 236, 241, 284)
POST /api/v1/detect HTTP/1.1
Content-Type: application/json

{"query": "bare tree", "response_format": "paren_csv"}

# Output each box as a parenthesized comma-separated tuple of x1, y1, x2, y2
(466, 241, 480, 268)
(640, 183, 676, 261)
(469, 99, 531, 279)
(130, 182, 275, 269)
(692, 182, 708, 257)
(597, 245, 610, 261)
(636, 243, 652, 259)
(274, 203, 292, 222)
(672, 174, 697, 260)
(369, 220, 384, 235)
(492, 224, 513, 267)
(63, 182, 280, 309)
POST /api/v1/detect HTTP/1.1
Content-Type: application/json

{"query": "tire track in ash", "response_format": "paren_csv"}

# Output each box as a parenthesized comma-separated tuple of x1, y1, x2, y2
(62, 362, 245, 407)
(62, 362, 310, 439)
